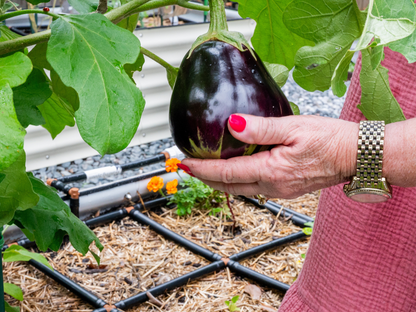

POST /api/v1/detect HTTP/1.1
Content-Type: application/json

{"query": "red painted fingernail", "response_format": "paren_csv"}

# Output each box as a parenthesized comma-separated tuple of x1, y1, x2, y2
(177, 164, 196, 177)
(229, 114, 246, 132)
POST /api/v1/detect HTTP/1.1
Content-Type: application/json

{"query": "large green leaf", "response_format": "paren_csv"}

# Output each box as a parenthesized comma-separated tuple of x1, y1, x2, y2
(13, 68, 52, 127)
(47, 14, 145, 155)
(68, 0, 99, 13)
(0, 84, 26, 172)
(357, 50, 406, 124)
(13, 175, 103, 255)
(236, 0, 313, 69)
(3, 245, 53, 270)
(355, 0, 416, 52)
(26, 0, 49, 4)
(283, 0, 363, 92)
(4, 283, 23, 301)
(38, 92, 76, 139)
(0, 152, 39, 227)
(0, 52, 32, 88)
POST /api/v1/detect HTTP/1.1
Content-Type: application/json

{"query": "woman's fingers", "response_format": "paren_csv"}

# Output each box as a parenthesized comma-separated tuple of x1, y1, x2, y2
(228, 114, 298, 146)
(198, 179, 265, 197)
(182, 151, 272, 184)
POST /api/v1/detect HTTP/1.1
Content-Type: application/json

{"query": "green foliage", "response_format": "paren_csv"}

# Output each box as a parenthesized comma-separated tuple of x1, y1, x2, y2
(169, 177, 226, 216)
(358, 50, 406, 124)
(0, 84, 26, 172)
(167, 66, 179, 89)
(225, 295, 240, 312)
(302, 221, 314, 236)
(0, 152, 39, 227)
(3, 245, 52, 269)
(283, 0, 363, 93)
(0, 52, 32, 88)
(5, 302, 19, 312)
(68, 0, 99, 13)
(4, 282, 23, 301)
(236, 0, 313, 69)
(264, 62, 289, 87)
(47, 13, 145, 155)
(289, 102, 300, 115)
(12, 175, 104, 256)
(13, 68, 52, 127)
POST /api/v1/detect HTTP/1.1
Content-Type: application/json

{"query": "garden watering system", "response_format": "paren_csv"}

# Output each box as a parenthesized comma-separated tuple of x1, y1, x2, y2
(2, 145, 313, 312)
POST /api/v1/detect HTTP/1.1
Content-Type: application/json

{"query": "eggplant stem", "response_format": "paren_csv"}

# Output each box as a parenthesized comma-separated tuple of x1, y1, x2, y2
(140, 47, 178, 73)
(225, 192, 236, 234)
(208, 0, 228, 33)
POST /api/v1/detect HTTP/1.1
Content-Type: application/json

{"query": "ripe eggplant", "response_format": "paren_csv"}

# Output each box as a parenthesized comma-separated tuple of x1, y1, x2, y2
(169, 0, 293, 159)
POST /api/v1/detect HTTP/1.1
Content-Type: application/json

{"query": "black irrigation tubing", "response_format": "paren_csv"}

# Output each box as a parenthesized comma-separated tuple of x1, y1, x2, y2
(62, 168, 168, 200)
(28, 260, 108, 309)
(229, 231, 306, 262)
(240, 196, 313, 226)
(58, 153, 167, 183)
(267, 201, 315, 223)
(227, 260, 290, 292)
(129, 208, 223, 262)
(92, 261, 226, 312)
(50, 179, 73, 194)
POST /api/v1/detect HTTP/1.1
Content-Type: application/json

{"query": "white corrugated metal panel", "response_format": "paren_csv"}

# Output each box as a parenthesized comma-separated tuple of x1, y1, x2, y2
(24, 19, 256, 171)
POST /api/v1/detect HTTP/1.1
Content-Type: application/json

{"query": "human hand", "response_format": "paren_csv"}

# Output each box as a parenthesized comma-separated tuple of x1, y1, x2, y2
(181, 114, 359, 199)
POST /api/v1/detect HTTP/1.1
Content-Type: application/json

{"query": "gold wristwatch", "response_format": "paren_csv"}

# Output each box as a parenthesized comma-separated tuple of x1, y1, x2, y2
(343, 120, 392, 203)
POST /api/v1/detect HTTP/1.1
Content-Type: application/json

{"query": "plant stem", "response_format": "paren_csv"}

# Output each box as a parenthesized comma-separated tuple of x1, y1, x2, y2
(0, 9, 60, 22)
(140, 46, 177, 72)
(0, 0, 209, 56)
(105, 0, 152, 24)
(208, 0, 228, 33)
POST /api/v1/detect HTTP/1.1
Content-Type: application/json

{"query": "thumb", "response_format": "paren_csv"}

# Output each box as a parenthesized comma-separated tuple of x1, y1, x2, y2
(227, 114, 297, 145)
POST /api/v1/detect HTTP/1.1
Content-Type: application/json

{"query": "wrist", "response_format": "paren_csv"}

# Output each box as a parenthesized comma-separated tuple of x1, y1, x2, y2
(383, 120, 405, 186)
(337, 121, 360, 181)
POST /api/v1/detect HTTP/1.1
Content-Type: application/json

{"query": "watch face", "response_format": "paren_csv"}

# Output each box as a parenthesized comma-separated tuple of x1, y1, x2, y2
(350, 192, 390, 203)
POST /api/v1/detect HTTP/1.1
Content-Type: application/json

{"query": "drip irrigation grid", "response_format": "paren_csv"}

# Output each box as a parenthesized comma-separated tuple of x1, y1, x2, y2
(1, 154, 314, 312)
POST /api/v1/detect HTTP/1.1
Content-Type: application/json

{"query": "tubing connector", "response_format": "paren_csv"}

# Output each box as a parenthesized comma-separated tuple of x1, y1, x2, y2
(46, 178, 57, 186)
(221, 258, 230, 266)
(104, 305, 117, 312)
(68, 188, 80, 200)
(125, 206, 135, 214)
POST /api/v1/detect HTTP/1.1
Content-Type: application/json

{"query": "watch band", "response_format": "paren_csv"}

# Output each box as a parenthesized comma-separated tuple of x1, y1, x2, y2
(356, 120, 385, 187)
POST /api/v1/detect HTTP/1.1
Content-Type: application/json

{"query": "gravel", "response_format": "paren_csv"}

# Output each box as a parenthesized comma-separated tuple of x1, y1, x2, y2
(31, 75, 349, 189)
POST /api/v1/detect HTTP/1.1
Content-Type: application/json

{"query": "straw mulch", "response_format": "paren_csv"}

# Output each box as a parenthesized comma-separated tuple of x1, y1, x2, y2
(3, 191, 319, 312)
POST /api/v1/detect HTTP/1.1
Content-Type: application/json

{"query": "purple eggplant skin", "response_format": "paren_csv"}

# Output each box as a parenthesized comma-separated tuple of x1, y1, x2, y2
(169, 40, 293, 160)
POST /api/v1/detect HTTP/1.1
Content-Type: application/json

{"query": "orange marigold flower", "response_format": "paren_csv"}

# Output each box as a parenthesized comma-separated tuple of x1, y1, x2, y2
(147, 176, 164, 192)
(166, 179, 178, 195)
(165, 158, 181, 173)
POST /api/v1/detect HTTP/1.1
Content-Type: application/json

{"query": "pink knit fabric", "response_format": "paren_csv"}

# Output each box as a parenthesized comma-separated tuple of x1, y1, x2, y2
(279, 48, 416, 312)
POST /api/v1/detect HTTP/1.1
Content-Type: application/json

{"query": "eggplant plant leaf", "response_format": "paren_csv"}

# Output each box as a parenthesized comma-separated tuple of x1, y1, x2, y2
(355, 0, 416, 52)
(13, 68, 52, 127)
(264, 62, 289, 87)
(25, 0, 49, 4)
(4, 283, 23, 301)
(332, 50, 355, 97)
(357, 49, 406, 124)
(235, 0, 313, 69)
(167, 67, 179, 90)
(0, 152, 39, 227)
(47, 14, 145, 155)
(67, 0, 98, 13)
(2, 245, 52, 270)
(289, 102, 300, 115)
(12, 175, 103, 255)
(28, 42, 52, 71)
(0, 84, 26, 172)
(369, 44, 384, 70)
(0, 52, 32, 88)
(124, 52, 145, 81)
(38, 92, 76, 139)
(283, 0, 364, 92)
